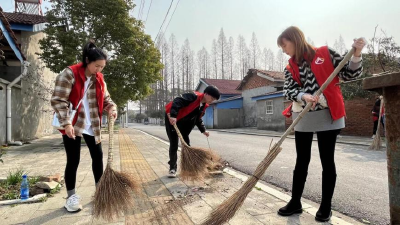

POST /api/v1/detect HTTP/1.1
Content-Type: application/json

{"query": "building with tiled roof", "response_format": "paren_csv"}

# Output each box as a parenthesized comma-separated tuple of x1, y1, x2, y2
(0, 5, 56, 146)
(196, 78, 242, 96)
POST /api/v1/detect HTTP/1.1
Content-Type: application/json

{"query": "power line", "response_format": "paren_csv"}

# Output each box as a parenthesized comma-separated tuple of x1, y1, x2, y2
(154, 0, 174, 43)
(140, 0, 146, 20)
(144, 0, 152, 25)
(161, 0, 181, 40)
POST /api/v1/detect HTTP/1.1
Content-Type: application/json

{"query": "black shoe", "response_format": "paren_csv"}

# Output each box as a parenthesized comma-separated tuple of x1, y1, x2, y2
(315, 209, 332, 222)
(277, 200, 303, 216)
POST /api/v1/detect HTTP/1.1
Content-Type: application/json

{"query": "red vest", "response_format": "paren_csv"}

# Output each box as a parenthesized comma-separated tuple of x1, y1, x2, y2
(165, 92, 209, 121)
(68, 63, 106, 125)
(284, 46, 345, 121)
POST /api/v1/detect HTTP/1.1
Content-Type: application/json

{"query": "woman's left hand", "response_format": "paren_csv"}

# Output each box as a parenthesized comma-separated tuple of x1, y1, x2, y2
(352, 37, 366, 57)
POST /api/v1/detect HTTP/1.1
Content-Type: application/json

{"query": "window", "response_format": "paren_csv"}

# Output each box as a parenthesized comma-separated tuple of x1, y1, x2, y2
(266, 100, 273, 114)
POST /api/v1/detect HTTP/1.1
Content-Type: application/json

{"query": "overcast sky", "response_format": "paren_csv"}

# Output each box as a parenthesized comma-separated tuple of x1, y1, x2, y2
(2, 0, 399, 55)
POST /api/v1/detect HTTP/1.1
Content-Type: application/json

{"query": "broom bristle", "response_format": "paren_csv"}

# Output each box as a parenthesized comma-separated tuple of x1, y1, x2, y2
(179, 144, 219, 181)
(369, 134, 382, 150)
(201, 177, 259, 225)
(92, 165, 139, 221)
(201, 144, 282, 225)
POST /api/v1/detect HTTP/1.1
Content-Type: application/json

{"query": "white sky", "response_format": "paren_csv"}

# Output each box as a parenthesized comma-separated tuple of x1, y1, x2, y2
(2, 0, 399, 54)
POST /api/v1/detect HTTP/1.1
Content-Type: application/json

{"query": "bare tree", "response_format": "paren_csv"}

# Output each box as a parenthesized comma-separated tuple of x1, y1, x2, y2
(227, 37, 235, 79)
(211, 39, 218, 79)
(333, 35, 347, 55)
(217, 28, 228, 79)
(276, 49, 287, 71)
(236, 35, 248, 79)
(267, 49, 274, 70)
(262, 47, 268, 70)
(249, 32, 261, 68)
(197, 47, 210, 79)
(169, 34, 179, 98)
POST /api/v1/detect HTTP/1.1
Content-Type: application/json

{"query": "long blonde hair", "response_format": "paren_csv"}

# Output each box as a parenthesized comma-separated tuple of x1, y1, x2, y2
(277, 26, 315, 65)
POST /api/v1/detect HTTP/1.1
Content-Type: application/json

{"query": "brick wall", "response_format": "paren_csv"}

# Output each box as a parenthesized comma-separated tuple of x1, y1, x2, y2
(285, 98, 379, 136)
(342, 98, 376, 136)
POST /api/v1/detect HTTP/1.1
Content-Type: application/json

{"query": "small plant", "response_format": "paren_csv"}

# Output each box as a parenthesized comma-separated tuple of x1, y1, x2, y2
(6, 169, 25, 186)
(28, 176, 40, 188)
(48, 184, 61, 197)
(255, 187, 262, 191)
(40, 196, 48, 202)
(3, 191, 19, 200)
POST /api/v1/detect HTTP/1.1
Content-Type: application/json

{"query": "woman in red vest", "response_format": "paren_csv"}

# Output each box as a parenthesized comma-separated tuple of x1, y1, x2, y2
(51, 42, 117, 213)
(164, 86, 220, 178)
(277, 26, 365, 222)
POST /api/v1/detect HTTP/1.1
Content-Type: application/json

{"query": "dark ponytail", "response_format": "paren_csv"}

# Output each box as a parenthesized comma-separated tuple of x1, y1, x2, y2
(82, 41, 108, 67)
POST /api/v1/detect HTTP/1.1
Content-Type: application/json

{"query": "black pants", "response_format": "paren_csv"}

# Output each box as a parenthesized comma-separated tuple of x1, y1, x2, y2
(62, 134, 104, 191)
(165, 114, 191, 171)
(294, 129, 340, 176)
(373, 118, 384, 135)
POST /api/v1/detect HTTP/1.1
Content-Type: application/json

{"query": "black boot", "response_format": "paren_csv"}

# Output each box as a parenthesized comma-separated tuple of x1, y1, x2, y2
(278, 170, 307, 216)
(315, 171, 337, 222)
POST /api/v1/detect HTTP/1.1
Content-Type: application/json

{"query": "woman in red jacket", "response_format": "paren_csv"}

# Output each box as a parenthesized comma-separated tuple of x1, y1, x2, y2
(51, 42, 117, 212)
(277, 26, 365, 222)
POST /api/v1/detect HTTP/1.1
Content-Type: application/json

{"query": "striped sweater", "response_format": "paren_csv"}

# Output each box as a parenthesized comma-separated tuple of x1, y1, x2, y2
(284, 48, 363, 111)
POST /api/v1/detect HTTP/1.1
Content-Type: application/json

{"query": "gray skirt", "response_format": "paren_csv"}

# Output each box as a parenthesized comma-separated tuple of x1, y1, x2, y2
(292, 108, 345, 132)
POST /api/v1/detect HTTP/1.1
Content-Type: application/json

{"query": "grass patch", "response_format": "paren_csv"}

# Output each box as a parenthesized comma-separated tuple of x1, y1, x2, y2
(47, 184, 61, 197)
(255, 187, 262, 191)
(0, 168, 42, 200)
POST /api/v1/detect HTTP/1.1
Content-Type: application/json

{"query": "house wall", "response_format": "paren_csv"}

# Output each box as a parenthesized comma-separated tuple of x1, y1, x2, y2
(214, 108, 243, 129)
(256, 96, 286, 131)
(242, 86, 277, 127)
(16, 31, 57, 142)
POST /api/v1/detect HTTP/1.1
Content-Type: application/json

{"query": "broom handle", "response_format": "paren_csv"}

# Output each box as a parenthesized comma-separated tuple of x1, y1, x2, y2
(172, 123, 189, 146)
(108, 115, 115, 165)
(277, 48, 355, 147)
(376, 96, 384, 137)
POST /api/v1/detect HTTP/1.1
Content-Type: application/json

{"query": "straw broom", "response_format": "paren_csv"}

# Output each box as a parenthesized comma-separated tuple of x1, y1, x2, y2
(201, 48, 356, 225)
(172, 123, 220, 181)
(370, 96, 384, 150)
(93, 116, 139, 221)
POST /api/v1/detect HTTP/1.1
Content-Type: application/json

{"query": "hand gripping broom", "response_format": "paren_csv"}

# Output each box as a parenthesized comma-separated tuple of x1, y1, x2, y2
(172, 123, 221, 181)
(201, 48, 356, 225)
(93, 116, 139, 221)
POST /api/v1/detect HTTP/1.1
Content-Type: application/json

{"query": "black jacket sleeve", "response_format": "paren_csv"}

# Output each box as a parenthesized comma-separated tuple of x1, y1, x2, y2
(169, 92, 198, 118)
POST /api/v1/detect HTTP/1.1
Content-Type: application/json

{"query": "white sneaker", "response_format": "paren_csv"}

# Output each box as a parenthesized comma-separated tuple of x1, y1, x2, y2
(168, 170, 176, 178)
(64, 194, 82, 212)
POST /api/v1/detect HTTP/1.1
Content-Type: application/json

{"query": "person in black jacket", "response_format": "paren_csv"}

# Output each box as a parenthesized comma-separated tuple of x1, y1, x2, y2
(164, 86, 220, 177)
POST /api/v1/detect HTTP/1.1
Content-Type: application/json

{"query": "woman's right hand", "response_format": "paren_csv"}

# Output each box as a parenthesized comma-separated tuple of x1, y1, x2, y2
(65, 125, 76, 139)
(302, 94, 319, 110)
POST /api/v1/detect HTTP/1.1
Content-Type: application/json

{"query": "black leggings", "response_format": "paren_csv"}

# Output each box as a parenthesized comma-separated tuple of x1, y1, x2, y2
(62, 134, 103, 191)
(294, 129, 340, 176)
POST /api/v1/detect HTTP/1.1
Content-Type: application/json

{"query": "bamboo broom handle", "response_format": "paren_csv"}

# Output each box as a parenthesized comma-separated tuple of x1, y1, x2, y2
(276, 48, 355, 147)
(172, 123, 189, 146)
(376, 96, 384, 137)
(108, 115, 114, 165)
